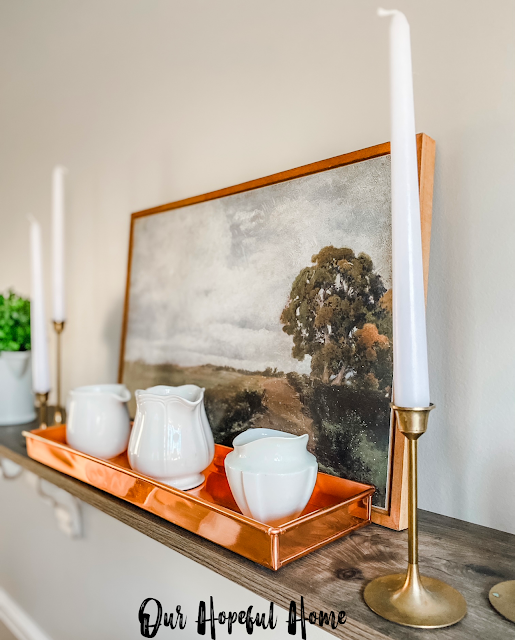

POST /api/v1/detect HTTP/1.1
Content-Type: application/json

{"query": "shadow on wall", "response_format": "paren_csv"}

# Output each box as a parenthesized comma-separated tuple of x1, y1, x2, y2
(103, 296, 124, 383)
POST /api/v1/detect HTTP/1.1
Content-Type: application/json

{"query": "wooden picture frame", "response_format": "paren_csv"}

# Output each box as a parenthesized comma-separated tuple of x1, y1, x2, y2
(118, 133, 435, 530)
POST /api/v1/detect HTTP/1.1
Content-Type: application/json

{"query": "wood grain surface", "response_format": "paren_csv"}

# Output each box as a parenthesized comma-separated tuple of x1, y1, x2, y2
(1, 422, 513, 640)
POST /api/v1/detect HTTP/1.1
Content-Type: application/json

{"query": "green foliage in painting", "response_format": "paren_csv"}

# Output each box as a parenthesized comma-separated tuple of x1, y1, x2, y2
(205, 387, 266, 445)
(281, 246, 392, 394)
(285, 372, 391, 504)
(317, 413, 388, 498)
(0, 291, 31, 352)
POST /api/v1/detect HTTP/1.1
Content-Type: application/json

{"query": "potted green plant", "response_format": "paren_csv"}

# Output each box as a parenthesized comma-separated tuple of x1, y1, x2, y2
(0, 290, 36, 425)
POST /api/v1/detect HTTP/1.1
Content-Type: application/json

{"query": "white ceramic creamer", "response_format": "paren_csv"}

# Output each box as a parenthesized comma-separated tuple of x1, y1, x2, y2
(128, 385, 215, 490)
(66, 384, 131, 459)
(224, 428, 318, 524)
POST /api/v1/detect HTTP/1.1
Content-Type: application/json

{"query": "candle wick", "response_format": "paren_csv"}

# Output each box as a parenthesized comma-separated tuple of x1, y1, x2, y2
(377, 8, 400, 17)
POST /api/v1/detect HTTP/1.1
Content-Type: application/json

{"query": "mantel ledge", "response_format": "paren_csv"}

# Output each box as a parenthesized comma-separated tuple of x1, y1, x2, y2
(0, 423, 513, 640)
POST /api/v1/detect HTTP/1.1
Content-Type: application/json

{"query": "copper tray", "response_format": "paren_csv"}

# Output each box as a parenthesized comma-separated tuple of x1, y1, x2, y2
(24, 426, 374, 570)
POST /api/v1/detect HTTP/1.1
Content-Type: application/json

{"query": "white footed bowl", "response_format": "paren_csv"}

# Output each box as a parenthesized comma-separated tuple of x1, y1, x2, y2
(128, 385, 215, 490)
(224, 428, 318, 524)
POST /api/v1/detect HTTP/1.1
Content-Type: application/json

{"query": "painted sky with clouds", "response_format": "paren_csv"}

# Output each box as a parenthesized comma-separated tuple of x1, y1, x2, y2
(125, 155, 392, 373)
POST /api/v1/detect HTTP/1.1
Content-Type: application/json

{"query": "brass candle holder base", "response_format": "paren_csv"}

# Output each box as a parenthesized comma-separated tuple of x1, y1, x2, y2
(489, 580, 515, 623)
(365, 564, 467, 628)
(364, 404, 467, 629)
(53, 320, 65, 424)
(35, 392, 49, 429)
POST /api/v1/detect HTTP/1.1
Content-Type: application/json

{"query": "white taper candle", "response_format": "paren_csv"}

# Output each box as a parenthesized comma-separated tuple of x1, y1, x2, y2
(379, 8, 430, 408)
(52, 166, 67, 323)
(28, 215, 51, 394)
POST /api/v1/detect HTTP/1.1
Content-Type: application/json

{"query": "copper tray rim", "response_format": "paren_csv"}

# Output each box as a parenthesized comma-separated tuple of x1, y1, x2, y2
(23, 427, 375, 534)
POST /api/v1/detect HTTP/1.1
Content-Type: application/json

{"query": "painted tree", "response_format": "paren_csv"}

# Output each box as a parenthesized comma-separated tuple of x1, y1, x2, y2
(352, 323, 392, 392)
(280, 246, 392, 390)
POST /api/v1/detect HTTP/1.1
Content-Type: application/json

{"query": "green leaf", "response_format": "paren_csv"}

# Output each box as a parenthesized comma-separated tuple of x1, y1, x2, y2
(0, 290, 31, 351)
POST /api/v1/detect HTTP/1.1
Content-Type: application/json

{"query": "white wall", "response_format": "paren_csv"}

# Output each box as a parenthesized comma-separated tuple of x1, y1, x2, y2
(0, 0, 514, 636)
(0, 473, 329, 640)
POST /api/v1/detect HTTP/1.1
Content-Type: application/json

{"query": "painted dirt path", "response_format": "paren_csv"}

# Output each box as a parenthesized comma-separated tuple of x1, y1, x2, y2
(251, 376, 316, 447)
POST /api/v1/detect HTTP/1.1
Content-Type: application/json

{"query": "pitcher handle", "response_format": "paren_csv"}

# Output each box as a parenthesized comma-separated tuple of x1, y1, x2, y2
(112, 388, 131, 403)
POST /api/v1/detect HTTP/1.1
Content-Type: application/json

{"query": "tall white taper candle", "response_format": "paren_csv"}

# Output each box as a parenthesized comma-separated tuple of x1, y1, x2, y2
(52, 166, 67, 323)
(28, 215, 51, 394)
(379, 8, 430, 408)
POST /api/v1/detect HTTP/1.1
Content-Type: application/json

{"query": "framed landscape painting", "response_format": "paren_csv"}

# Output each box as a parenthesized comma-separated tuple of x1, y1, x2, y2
(119, 134, 435, 530)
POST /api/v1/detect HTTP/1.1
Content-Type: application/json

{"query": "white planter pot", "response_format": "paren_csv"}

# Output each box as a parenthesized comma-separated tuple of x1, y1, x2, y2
(0, 351, 36, 425)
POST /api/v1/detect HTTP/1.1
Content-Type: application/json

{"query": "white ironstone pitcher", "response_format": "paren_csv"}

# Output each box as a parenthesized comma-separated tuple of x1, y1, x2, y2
(225, 429, 318, 524)
(128, 385, 215, 490)
(66, 384, 131, 459)
(225, 428, 318, 524)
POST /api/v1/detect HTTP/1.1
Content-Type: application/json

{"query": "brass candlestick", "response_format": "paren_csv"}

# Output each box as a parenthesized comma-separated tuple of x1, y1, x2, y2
(35, 391, 49, 429)
(53, 320, 65, 424)
(364, 404, 467, 628)
(489, 581, 515, 623)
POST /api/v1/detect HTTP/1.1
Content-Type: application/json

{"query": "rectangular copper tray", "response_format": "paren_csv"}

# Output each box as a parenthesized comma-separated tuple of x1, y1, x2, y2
(24, 426, 374, 570)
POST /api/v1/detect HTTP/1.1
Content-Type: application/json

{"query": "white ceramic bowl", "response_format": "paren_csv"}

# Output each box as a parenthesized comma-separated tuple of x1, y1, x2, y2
(224, 428, 318, 524)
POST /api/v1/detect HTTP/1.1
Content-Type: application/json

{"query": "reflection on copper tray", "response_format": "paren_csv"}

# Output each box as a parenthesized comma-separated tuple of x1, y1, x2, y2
(23, 425, 375, 570)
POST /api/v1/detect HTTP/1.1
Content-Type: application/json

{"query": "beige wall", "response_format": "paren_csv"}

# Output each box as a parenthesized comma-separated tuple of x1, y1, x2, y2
(0, 0, 514, 635)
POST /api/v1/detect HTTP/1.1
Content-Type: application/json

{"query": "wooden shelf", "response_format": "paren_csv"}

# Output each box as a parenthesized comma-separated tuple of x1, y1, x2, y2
(0, 421, 513, 640)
